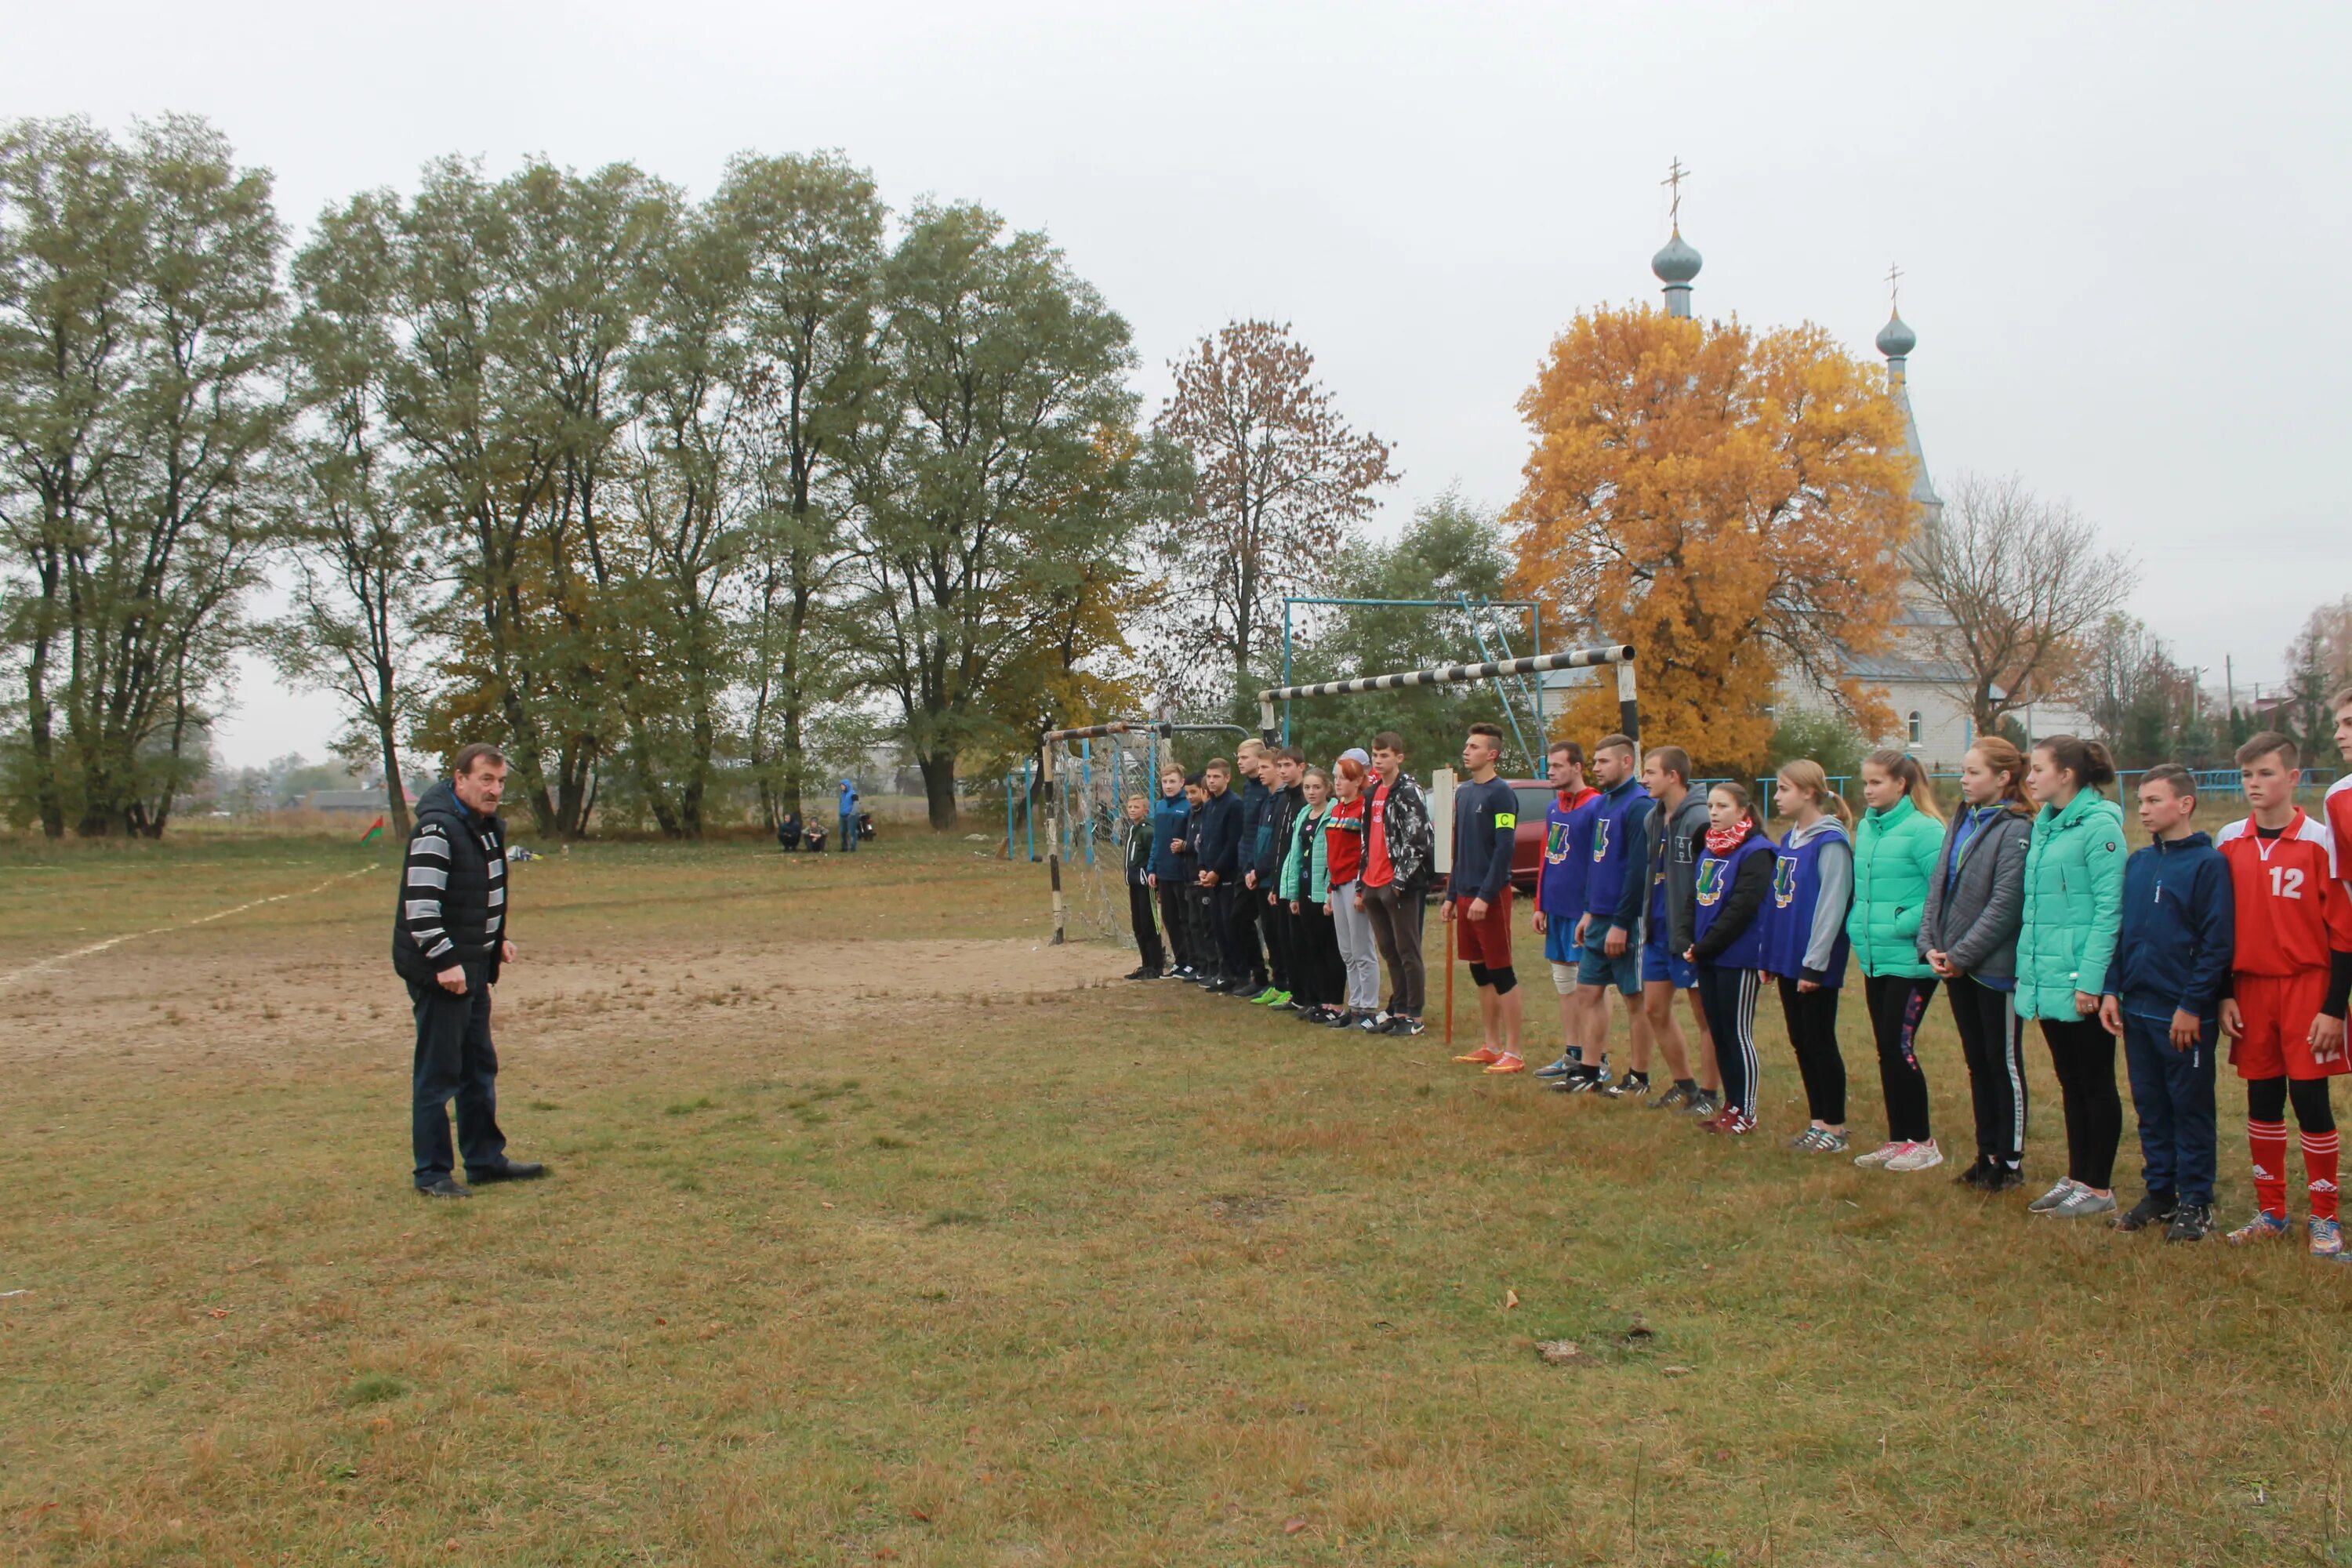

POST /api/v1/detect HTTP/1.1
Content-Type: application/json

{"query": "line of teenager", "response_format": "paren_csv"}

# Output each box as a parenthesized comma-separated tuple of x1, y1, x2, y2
(1123, 691, 2352, 1254)
(1123, 732, 1438, 1036)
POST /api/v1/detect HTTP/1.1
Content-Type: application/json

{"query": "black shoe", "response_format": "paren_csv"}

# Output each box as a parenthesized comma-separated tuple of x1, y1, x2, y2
(1597, 1070, 1648, 1100)
(417, 1176, 472, 1199)
(1123, 966, 1155, 981)
(1384, 1016, 1425, 1036)
(2110, 1192, 2177, 1232)
(1954, 1160, 1990, 1189)
(468, 1160, 546, 1184)
(1192, 973, 1224, 989)
(1980, 1165, 2025, 1193)
(2165, 1203, 2213, 1242)
(1682, 1090, 1722, 1120)
(1645, 1081, 1696, 1111)
(1548, 1066, 1602, 1095)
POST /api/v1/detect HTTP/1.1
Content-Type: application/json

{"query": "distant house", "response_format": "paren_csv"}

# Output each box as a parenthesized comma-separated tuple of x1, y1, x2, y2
(305, 786, 414, 814)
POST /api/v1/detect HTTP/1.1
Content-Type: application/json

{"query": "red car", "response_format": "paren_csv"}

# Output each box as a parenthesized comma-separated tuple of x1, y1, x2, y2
(1508, 779, 1555, 892)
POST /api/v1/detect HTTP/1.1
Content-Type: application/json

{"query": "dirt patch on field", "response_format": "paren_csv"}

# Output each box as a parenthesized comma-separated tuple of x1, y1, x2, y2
(0, 932, 1131, 1070)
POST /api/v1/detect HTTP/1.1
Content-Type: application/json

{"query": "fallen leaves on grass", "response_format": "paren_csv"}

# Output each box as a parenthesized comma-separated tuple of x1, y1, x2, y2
(1284, 1517, 1308, 1534)
(1504, 1288, 1519, 1310)
(1536, 1341, 1584, 1366)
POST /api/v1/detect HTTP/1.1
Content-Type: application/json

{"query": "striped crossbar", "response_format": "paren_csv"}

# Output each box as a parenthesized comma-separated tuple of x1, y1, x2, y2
(1258, 644, 1633, 705)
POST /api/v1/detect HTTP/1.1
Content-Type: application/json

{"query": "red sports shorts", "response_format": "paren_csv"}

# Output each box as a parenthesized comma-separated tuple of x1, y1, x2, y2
(1455, 885, 1514, 968)
(2230, 970, 2345, 1081)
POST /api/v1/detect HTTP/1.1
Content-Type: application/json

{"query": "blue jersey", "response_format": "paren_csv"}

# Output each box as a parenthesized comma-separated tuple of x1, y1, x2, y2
(1584, 779, 1650, 932)
(1693, 833, 1776, 969)
(1760, 820, 1854, 987)
(1537, 787, 1601, 918)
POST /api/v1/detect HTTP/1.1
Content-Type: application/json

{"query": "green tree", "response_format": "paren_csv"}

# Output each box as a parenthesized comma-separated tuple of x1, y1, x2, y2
(849, 201, 1145, 829)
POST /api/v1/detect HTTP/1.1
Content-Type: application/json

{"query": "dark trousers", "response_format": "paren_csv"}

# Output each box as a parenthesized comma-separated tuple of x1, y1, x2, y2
(408, 972, 506, 1186)
(1947, 973, 2028, 1169)
(2042, 1014, 2122, 1190)
(1294, 898, 1344, 1010)
(2122, 1012, 2217, 1206)
(1363, 880, 1427, 1016)
(1156, 882, 1194, 970)
(1210, 882, 1250, 982)
(1863, 973, 1938, 1143)
(838, 812, 856, 850)
(1260, 890, 1295, 992)
(1777, 977, 1846, 1125)
(1696, 963, 1762, 1118)
(1189, 884, 1220, 977)
(1228, 885, 1267, 987)
(1127, 881, 1164, 971)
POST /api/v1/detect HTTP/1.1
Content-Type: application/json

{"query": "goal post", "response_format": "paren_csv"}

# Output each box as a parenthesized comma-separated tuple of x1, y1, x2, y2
(1255, 644, 1639, 750)
(1037, 719, 1250, 946)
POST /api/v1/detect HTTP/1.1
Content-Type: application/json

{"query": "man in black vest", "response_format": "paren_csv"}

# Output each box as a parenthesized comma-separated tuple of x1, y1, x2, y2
(394, 744, 545, 1197)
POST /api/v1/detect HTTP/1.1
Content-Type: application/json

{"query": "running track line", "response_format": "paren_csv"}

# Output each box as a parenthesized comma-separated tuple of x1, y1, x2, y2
(0, 866, 379, 991)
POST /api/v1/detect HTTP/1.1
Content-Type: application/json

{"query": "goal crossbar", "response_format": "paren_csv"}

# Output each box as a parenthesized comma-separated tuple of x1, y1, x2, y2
(1256, 644, 1639, 744)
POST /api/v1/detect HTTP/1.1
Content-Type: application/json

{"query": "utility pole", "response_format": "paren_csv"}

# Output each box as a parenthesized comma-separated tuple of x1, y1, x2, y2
(2226, 655, 2235, 717)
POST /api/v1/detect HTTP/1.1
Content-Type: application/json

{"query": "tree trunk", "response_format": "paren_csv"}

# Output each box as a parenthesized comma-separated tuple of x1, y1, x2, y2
(24, 631, 64, 840)
(376, 710, 410, 838)
(919, 750, 958, 831)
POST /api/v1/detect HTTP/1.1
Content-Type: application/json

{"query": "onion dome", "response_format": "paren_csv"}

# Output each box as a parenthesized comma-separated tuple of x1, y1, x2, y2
(1875, 313, 1917, 359)
(1651, 230, 1704, 286)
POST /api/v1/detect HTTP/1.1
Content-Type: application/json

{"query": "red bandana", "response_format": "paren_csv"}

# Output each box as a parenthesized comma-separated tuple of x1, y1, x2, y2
(1704, 819, 1755, 857)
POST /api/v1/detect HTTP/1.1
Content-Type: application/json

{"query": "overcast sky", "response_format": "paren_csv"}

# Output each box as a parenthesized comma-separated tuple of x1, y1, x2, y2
(11, 1, 2348, 768)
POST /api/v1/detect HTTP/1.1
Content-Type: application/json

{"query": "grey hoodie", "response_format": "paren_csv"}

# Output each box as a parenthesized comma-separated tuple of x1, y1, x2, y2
(1643, 788, 1712, 955)
(1915, 803, 2032, 981)
(1784, 815, 1855, 979)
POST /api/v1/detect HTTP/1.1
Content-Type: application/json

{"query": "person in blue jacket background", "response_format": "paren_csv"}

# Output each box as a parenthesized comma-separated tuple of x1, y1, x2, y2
(837, 778, 860, 853)
(2099, 764, 2234, 1242)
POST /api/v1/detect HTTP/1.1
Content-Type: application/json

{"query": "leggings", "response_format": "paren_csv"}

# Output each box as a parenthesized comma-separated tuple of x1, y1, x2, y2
(1864, 974, 1938, 1143)
(1329, 880, 1381, 1011)
(1947, 974, 2027, 1167)
(1363, 880, 1427, 1017)
(1261, 892, 1295, 993)
(1225, 886, 1265, 986)
(1695, 963, 1762, 1118)
(2041, 1014, 2122, 1189)
(1777, 977, 1846, 1125)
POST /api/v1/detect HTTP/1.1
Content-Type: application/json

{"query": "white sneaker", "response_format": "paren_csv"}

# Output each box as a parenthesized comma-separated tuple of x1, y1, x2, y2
(1853, 1141, 1906, 1169)
(1884, 1139, 1945, 1173)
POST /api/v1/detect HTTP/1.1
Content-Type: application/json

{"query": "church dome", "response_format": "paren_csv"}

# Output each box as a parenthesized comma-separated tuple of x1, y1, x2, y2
(1875, 313, 1917, 358)
(1651, 230, 1703, 285)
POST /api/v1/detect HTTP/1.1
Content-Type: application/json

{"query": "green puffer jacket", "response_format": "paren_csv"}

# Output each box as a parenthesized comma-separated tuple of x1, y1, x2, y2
(1845, 795, 1945, 978)
(2013, 788, 2127, 1021)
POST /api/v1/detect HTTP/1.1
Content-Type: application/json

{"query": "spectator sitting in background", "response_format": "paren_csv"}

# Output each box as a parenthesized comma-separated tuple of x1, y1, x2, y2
(804, 823, 828, 854)
(775, 810, 803, 850)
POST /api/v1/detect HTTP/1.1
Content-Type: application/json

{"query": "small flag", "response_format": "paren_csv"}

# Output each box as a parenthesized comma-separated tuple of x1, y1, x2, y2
(359, 815, 385, 845)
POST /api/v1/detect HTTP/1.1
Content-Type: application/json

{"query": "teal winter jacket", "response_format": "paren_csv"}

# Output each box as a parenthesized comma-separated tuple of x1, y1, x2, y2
(1845, 795, 1945, 978)
(2013, 789, 2127, 1021)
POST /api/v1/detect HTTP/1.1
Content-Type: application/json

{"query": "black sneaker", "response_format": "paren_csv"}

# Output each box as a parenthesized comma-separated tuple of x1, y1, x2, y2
(2165, 1203, 2213, 1243)
(1645, 1081, 1696, 1111)
(1981, 1165, 2025, 1193)
(416, 1176, 471, 1199)
(1123, 965, 1155, 981)
(2110, 1193, 2178, 1232)
(1385, 1016, 1426, 1037)
(1954, 1160, 1991, 1190)
(1549, 1066, 1603, 1094)
(1356, 1012, 1389, 1034)
(1323, 1010, 1359, 1029)
(1598, 1071, 1650, 1100)
(1682, 1090, 1722, 1120)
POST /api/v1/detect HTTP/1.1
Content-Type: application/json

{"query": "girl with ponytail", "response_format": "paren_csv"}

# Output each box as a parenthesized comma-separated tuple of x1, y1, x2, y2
(1764, 760, 1857, 1152)
(1847, 749, 1951, 1173)
(1918, 736, 2036, 1191)
(2016, 735, 2127, 1219)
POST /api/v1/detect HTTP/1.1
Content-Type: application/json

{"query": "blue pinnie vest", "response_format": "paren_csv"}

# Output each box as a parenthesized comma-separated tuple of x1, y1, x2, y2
(1761, 824, 1853, 987)
(1584, 781, 1649, 927)
(1538, 789, 1599, 918)
(1693, 833, 1775, 969)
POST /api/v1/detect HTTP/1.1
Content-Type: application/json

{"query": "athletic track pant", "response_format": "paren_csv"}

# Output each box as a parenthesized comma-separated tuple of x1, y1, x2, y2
(2121, 1011, 2217, 1207)
(1947, 972, 2027, 1171)
(1156, 883, 1193, 971)
(1260, 891, 1296, 993)
(1127, 881, 1164, 972)
(1226, 885, 1265, 988)
(1696, 962, 1762, 1118)
(1291, 899, 1343, 1010)
(1329, 879, 1381, 1011)
(1777, 976, 1845, 1126)
(2041, 1014, 2122, 1190)
(1363, 880, 1427, 1017)
(1863, 973, 1938, 1144)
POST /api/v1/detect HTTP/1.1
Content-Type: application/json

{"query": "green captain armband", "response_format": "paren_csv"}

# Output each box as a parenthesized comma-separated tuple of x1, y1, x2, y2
(1495, 812, 1516, 829)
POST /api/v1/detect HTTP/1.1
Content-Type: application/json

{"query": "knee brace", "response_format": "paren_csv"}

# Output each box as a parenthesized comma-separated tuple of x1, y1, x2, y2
(1490, 965, 1519, 996)
(1467, 962, 1491, 990)
(1550, 960, 1577, 996)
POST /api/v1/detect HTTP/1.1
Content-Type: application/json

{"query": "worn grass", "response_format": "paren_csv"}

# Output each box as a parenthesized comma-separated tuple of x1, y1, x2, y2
(3, 818, 2350, 1567)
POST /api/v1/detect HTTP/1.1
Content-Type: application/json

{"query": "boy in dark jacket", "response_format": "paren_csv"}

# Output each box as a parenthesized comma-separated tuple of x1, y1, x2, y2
(1196, 760, 1249, 990)
(2100, 765, 2234, 1241)
(1150, 764, 1193, 977)
(1121, 793, 1164, 981)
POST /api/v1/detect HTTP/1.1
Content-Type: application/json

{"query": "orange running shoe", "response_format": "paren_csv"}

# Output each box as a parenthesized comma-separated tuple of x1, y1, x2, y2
(1483, 1054, 1526, 1075)
(1452, 1046, 1503, 1065)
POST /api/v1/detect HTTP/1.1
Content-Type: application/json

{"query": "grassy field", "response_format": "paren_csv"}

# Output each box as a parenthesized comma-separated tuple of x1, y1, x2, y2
(3, 808, 2350, 1567)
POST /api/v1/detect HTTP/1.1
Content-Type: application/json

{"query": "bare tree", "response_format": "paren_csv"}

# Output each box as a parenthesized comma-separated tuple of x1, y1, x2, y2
(1904, 471, 2137, 734)
(1150, 320, 1395, 711)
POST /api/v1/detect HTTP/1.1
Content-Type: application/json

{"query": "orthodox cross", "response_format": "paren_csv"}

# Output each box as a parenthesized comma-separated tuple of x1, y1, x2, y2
(1662, 157, 1690, 228)
(1886, 261, 1904, 314)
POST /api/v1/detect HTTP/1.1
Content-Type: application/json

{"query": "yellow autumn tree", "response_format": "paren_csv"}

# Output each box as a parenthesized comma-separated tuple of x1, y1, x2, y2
(1508, 307, 1916, 771)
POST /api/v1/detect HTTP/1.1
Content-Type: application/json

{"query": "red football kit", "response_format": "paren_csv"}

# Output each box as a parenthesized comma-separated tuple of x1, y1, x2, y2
(2218, 808, 2352, 1225)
